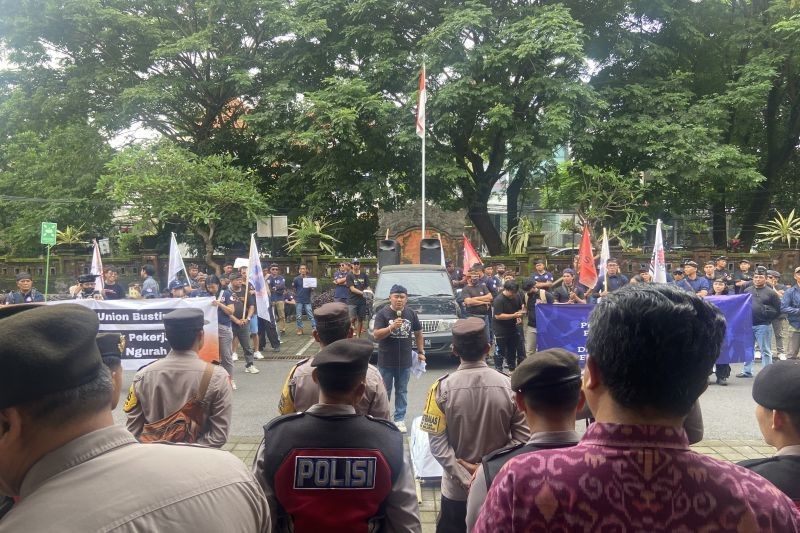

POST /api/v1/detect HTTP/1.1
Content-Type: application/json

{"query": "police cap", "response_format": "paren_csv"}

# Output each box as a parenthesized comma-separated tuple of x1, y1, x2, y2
(752, 360, 800, 411)
(510, 348, 581, 392)
(452, 317, 487, 354)
(314, 302, 350, 326)
(0, 304, 102, 409)
(311, 338, 372, 372)
(163, 308, 207, 330)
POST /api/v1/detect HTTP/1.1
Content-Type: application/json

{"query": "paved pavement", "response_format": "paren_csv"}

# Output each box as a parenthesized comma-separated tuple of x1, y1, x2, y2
(112, 330, 782, 531)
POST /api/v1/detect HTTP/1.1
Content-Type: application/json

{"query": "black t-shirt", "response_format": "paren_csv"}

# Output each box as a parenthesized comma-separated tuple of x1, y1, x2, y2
(526, 289, 555, 327)
(492, 292, 523, 337)
(374, 305, 421, 368)
(103, 283, 126, 300)
(461, 283, 491, 315)
(346, 271, 370, 305)
(553, 283, 586, 303)
(230, 286, 253, 322)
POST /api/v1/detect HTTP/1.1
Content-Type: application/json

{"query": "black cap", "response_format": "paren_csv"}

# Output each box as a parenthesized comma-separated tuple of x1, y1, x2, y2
(390, 284, 407, 295)
(352, 258, 360, 264)
(715, 256, 727, 261)
(229, 272, 243, 280)
(78, 274, 99, 283)
(754, 266, 768, 275)
(638, 266, 648, 273)
(168, 279, 188, 290)
(314, 302, 350, 326)
(766, 270, 780, 278)
(684, 261, 698, 268)
(452, 317, 488, 355)
(535, 259, 545, 265)
(752, 360, 800, 411)
(673, 268, 684, 274)
(15, 272, 32, 281)
(704, 260, 715, 267)
(510, 349, 581, 392)
(163, 308, 207, 329)
(0, 304, 102, 409)
(311, 338, 372, 372)
(445, 259, 454, 266)
(740, 259, 751, 265)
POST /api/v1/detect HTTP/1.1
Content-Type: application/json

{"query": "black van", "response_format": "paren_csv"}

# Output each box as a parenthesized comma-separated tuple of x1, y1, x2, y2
(368, 264, 461, 357)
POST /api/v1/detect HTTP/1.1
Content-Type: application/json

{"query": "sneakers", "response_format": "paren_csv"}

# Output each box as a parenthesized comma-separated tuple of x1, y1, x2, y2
(716, 378, 728, 386)
(254, 351, 264, 360)
(245, 364, 260, 374)
(232, 353, 239, 361)
(395, 421, 407, 433)
(736, 372, 753, 378)
(273, 346, 280, 352)
(230, 380, 237, 391)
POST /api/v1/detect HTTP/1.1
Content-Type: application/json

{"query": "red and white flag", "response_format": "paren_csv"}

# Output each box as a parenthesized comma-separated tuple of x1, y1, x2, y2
(463, 235, 481, 271)
(577, 225, 598, 290)
(416, 66, 426, 139)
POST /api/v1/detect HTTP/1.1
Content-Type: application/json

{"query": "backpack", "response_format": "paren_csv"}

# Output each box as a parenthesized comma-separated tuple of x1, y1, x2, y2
(139, 363, 214, 444)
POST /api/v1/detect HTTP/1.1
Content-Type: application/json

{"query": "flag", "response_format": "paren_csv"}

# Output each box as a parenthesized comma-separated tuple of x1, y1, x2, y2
(167, 232, 188, 287)
(248, 234, 272, 321)
(437, 233, 446, 267)
(598, 227, 610, 286)
(416, 65, 426, 139)
(90, 239, 104, 294)
(650, 219, 667, 283)
(463, 234, 482, 271)
(577, 225, 598, 290)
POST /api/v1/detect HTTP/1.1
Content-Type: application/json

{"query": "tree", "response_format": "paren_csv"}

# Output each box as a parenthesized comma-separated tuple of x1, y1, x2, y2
(99, 140, 268, 272)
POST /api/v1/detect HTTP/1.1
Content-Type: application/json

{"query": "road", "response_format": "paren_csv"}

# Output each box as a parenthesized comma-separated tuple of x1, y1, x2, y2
(113, 333, 769, 441)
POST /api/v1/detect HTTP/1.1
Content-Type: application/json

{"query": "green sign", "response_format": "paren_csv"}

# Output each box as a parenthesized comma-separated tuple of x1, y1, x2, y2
(40, 222, 57, 245)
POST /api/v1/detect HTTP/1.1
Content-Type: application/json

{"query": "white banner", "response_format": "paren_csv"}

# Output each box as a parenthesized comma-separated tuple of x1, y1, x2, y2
(51, 297, 219, 370)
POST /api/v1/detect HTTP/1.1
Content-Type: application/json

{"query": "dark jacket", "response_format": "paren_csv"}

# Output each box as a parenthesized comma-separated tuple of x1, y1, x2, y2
(744, 285, 782, 326)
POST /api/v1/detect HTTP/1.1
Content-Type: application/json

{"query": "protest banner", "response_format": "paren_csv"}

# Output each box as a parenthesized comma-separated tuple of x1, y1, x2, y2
(536, 293, 754, 366)
(51, 297, 218, 370)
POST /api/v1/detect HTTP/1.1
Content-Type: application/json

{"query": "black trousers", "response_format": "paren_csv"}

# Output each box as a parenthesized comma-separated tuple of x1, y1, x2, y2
(494, 332, 519, 371)
(437, 495, 467, 533)
(258, 306, 280, 350)
(715, 363, 731, 380)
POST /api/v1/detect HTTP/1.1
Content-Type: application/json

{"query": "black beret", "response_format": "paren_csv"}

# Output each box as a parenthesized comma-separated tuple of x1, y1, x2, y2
(752, 360, 800, 411)
(510, 348, 581, 392)
(163, 308, 207, 330)
(15, 272, 32, 281)
(97, 332, 124, 368)
(311, 338, 372, 371)
(390, 284, 407, 295)
(754, 266, 768, 275)
(314, 302, 350, 325)
(0, 304, 102, 409)
(452, 317, 488, 354)
(78, 274, 99, 283)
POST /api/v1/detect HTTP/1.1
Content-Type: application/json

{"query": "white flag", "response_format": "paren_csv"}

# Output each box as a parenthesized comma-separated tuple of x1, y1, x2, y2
(91, 239, 104, 294)
(248, 234, 272, 321)
(415, 66, 426, 139)
(650, 219, 667, 283)
(437, 233, 446, 267)
(598, 228, 611, 284)
(167, 232, 188, 287)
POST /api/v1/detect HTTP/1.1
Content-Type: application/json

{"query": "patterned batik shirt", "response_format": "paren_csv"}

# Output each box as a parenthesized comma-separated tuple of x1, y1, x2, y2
(475, 422, 800, 532)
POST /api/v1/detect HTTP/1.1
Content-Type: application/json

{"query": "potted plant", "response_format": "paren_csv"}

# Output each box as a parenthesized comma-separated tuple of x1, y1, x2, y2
(286, 216, 341, 255)
(756, 210, 800, 249)
(506, 216, 545, 254)
(55, 225, 89, 254)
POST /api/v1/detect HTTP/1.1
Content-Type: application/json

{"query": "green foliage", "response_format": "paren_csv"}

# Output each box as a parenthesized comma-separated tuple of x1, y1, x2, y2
(55, 225, 87, 246)
(505, 216, 541, 255)
(756, 210, 800, 249)
(286, 216, 341, 255)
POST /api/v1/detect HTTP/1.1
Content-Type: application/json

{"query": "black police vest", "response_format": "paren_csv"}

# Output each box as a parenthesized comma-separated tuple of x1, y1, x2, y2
(739, 455, 800, 503)
(262, 412, 404, 533)
(482, 441, 577, 489)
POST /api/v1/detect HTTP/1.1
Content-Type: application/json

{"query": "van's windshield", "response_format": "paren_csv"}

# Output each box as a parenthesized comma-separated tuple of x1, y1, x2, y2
(374, 271, 453, 300)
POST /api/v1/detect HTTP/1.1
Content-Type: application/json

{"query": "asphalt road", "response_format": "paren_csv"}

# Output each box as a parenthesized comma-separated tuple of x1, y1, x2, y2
(112, 338, 769, 441)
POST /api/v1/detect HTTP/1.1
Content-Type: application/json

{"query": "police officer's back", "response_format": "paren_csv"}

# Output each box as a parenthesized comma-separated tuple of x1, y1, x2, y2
(125, 308, 232, 447)
(256, 338, 420, 532)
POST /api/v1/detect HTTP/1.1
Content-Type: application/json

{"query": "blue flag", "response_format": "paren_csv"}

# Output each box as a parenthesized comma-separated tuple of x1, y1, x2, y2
(536, 293, 753, 366)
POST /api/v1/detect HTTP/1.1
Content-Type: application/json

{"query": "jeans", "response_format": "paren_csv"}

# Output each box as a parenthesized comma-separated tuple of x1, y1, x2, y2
(295, 303, 317, 330)
(232, 322, 254, 366)
(379, 366, 411, 422)
(494, 332, 519, 371)
(744, 324, 773, 374)
(218, 325, 233, 377)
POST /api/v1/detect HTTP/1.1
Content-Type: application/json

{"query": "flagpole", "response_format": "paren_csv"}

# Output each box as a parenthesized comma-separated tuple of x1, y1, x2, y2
(421, 131, 426, 238)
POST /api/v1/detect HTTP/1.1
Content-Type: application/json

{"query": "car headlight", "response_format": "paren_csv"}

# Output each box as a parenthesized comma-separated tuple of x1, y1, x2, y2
(437, 319, 457, 332)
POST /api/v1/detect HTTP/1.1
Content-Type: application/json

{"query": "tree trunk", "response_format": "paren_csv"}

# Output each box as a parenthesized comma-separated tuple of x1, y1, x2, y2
(469, 202, 503, 255)
(711, 193, 727, 248)
(506, 165, 528, 233)
(196, 225, 222, 275)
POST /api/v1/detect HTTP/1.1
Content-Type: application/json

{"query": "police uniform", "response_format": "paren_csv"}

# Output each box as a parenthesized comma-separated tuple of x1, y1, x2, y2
(255, 339, 421, 532)
(278, 302, 390, 418)
(738, 360, 800, 506)
(125, 308, 232, 448)
(0, 303, 271, 532)
(464, 349, 583, 530)
(421, 317, 529, 533)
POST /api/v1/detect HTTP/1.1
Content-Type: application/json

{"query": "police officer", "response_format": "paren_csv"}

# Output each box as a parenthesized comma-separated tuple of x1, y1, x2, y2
(125, 308, 232, 447)
(421, 317, 529, 533)
(3, 272, 45, 304)
(0, 304, 270, 532)
(255, 338, 420, 532)
(96, 332, 125, 410)
(465, 348, 583, 531)
(738, 360, 800, 506)
(278, 302, 390, 418)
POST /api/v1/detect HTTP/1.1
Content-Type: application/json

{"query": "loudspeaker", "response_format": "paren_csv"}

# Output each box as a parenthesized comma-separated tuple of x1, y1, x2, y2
(378, 240, 401, 267)
(420, 238, 443, 265)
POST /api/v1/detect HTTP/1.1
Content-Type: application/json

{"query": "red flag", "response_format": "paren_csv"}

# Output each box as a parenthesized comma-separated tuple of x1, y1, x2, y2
(577, 225, 598, 290)
(463, 235, 481, 271)
(415, 66, 426, 139)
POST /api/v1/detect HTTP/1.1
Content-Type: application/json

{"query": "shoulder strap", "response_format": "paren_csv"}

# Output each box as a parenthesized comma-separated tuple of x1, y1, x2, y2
(195, 363, 214, 402)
